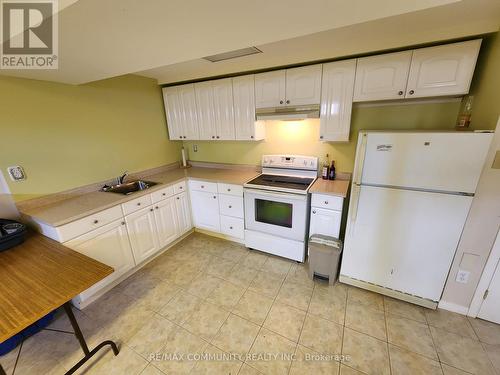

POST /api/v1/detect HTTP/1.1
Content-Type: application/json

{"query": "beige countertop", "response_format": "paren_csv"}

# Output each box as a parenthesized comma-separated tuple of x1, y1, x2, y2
(309, 178, 350, 198)
(22, 167, 259, 227)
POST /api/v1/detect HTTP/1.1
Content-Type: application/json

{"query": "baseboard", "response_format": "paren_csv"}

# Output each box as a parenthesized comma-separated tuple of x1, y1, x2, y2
(194, 228, 245, 245)
(437, 300, 469, 315)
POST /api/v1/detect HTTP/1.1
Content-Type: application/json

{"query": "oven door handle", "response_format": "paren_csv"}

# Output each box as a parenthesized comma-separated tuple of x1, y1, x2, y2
(244, 188, 307, 201)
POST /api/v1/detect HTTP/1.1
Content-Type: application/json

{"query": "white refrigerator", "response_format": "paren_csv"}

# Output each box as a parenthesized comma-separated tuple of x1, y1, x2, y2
(340, 131, 493, 308)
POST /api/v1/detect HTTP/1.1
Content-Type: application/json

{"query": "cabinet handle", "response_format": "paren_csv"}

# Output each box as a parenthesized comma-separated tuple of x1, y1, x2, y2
(121, 221, 125, 225)
(312, 210, 316, 214)
(229, 205, 232, 208)
(324, 201, 329, 205)
(177, 197, 180, 200)
(212, 136, 215, 139)
(230, 226, 233, 230)
(320, 135, 324, 139)
(408, 90, 415, 95)
(286, 100, 290, 104)
(137, 202, 141, 206)
(250, 136, 254, 139)
(179, 136, 182, 139)
(155, 206, 159, 209)
(93, 219, 99, 224)
(227, 188, 231, 192)
(398, 91, 403, 95)
(179, 186, 183, 189)
(183, 136, 187, 139)
(162, 193, 166, 196)
(201, 185, 204, 188)
(150, 208, 154, 212)
(280, 100, 284, 104)
(216, 136, 220, 139)
(213, 196, 217, 199)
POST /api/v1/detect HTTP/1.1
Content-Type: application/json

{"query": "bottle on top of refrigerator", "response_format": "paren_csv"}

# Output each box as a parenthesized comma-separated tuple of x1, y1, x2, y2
(328, 160, 336, 180)
(456, 95, 473, 130)
(321, 154, 329, 180)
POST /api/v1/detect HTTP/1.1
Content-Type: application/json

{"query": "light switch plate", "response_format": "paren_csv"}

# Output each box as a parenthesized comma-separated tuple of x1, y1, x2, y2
(7, 166, 26, 181)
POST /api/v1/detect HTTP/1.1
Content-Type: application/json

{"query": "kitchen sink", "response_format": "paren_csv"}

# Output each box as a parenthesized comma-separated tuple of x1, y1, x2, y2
(101, 180, 159, 195)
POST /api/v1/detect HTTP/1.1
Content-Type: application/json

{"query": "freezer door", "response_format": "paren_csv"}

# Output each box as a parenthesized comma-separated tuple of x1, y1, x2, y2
(360, 132, 493, 193)
(341, 185, 473, 301)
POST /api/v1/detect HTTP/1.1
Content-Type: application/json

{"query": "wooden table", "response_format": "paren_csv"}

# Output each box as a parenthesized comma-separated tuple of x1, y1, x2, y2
(0, 231, 118, 374)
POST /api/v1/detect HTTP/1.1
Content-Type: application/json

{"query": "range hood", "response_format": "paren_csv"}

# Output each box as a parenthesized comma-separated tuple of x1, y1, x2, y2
(255, 104, 320, 121)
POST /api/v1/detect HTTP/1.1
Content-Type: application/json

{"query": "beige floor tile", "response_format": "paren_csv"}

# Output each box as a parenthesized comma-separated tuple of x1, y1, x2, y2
(387, 315, 438, 360)
(211, 314, 260, 356)
(308, 287, 346, 325)
(260, 256, 293, 277)
(206, 280, 246, 309)
(440, 364, 472, 374)
(276, 279, 313, 311)
(425, 309, 478, 340)
(205, 256, 238, 278)
(139, 364, 166, 375)
(247, 328, 296, 375)
(263, 302, 306, 342)
(118, 271, 162, 297)
(342, 327, 390, 375)
(191, 344, 243, 375)
(238, 363, 264, 374)
(347, 287, 384, 311)
(340, 364, 366, 374)
(240, 251, 268, 270)
(223, 263, 259, 288)
(430, 326, 495, 375)
(232, 290, 274, 325)
(158, 291, 202, 324)
(248, 271, 285, 298)
(153, 326, 208, 375)
(286, 263, 315, 288)
(482, 343, 500, 374)
(219, 243, 248, 262)
(182, 301, 231, 341)
(314, 280, 348, 297)
(389, 344, 442, 375)
(128, 313, 176, 359)
(299, 314, 343, 355)
(185, 273, 224, 298)
(84, 345, 148, 375)
(289, 344, 340, 375)
(468, 317, 500, 345)
(133, 279, 181, 312)
(345, 301, 387, 341)
(384, 297, 427, 323)
(163, 264, 200, 287)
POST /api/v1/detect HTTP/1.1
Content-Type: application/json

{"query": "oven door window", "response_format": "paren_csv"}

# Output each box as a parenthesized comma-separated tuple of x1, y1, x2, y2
(255, 199, 293, 228)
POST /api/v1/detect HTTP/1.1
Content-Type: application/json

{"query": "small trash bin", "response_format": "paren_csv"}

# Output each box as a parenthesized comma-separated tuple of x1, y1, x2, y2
(308, 234, 343, 285)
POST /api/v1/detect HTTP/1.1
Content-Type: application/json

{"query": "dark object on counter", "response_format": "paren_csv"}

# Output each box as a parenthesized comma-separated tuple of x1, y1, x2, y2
(0, 219, 27, 251)
(328, 160, 336, 180)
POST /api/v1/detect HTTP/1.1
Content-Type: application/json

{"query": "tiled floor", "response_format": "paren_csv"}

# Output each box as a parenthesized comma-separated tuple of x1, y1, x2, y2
(1, 232, 500, 375)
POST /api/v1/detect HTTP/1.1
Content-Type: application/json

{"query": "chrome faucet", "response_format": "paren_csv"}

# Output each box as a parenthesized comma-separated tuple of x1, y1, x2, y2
(117, 171, 128, 185)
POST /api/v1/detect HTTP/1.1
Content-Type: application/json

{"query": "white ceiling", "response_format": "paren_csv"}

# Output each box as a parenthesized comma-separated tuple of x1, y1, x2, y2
(1, 0, 488, 85)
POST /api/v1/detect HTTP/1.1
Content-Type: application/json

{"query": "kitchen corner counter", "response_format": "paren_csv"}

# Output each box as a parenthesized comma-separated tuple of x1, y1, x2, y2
(309, 177, 351, 198)
(21, 167, 259, 227)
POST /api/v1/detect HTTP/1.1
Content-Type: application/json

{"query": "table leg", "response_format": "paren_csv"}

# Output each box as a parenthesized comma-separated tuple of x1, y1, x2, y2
(0, 364, 6, 375)
(63, 302, 119, 375)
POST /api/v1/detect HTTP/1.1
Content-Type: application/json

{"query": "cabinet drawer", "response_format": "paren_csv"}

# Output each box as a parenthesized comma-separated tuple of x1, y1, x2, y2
(219, 194, 244, 218)
(151, 185, 175, 203)
(220, 215, 244, 239)
(173, 180, 187, 195)
(57, 205, 123, 242)
(311, 193, 343, 211)
(189, 179, 218, 193)
(217, 183, 243, 197)
(122, 194, 153, 215)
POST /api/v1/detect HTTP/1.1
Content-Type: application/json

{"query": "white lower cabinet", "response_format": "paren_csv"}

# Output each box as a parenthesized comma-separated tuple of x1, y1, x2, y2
(190, 189, 221, 232)
(220, 215, 244, 239)
(310, 207, 342, 238)
(154, 196, 179, 248)
(65, 219, 136, 307)
(125, 206, 160, 264)
(175, 191, 192, 235)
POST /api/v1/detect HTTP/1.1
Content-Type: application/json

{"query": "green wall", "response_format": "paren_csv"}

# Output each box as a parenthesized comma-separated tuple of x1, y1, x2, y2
(0, 74, 182, 201)
(185, 33, 500, 172)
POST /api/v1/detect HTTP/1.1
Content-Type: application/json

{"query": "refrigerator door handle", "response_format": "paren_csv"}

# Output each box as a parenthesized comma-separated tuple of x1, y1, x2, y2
(348, 184, 361, 235)
(352, 133, 368, 185)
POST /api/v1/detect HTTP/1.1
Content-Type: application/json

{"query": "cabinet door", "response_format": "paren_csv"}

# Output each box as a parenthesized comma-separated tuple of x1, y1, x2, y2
(65, 219, 135, 301)
(190, 190, 220, 232)
(406, 40, 481, 98)
(285, 65, 322, 106)
(212, 78, 235, 140)
(353, 51, 412, 102)
(319, 60, 356, 142)
(177, 83, 199, 140)
(154, 197, 179, 248)
(126, 206, 160, 264)
(310, 207, 341, 238)
(162, 86, 183, 140)
(175, 192, 192, 235)
(195, 81, 216, 140)
(233, 75, 258, 140)
(255, 70, 286, 108)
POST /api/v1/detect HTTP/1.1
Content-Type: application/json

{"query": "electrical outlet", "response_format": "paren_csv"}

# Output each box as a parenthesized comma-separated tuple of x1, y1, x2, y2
(456, 269, 470, 284)
(193, 144, 198, 152)
(7, 166, 26, 181)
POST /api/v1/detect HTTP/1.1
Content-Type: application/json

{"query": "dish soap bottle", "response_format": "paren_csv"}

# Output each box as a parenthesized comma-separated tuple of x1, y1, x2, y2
(321, 154, 329, 180)
(328, 160, 336, 180)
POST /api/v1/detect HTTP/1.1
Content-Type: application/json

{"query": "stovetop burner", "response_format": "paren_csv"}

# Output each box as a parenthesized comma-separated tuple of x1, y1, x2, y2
(246, 174, 314, 191)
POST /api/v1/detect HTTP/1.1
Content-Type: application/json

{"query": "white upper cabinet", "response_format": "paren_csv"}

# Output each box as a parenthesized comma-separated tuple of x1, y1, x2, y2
(163, 84, 199, 140)
(255, 70, 286, 108)
(285, 65, 322, 106)
(195, 81, 216, 140)
(354, 51, 412, 102)
(320, 59, 356, 142)
(232, 75, 265, 141)
(405, 40, 481, 98)
(212, 78, 235, 140)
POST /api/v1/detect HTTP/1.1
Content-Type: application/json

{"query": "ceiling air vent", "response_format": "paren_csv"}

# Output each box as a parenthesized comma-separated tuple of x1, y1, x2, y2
(203, 47, 262, 62)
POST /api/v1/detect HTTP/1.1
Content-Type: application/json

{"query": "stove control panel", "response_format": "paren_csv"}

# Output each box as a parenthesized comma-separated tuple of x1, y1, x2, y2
(262, 155, 318, 171)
